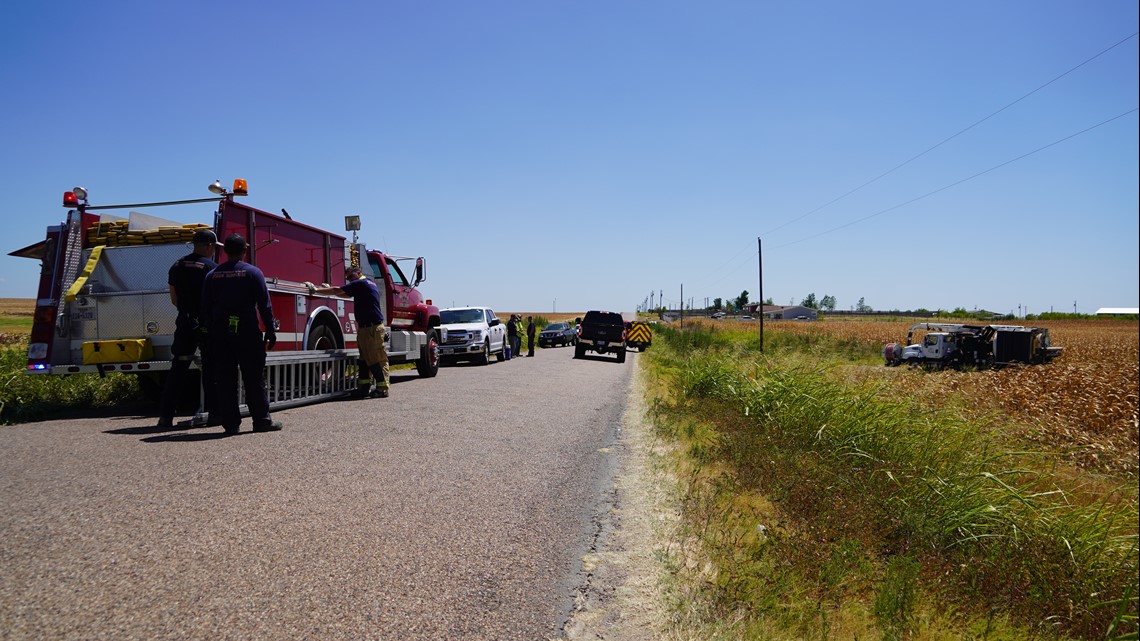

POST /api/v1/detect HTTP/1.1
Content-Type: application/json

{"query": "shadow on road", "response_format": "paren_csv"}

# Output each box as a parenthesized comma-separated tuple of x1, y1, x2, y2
(139, 430, 240, 442)
(572, 353, 629, 363)
(104, 420, 206, 436)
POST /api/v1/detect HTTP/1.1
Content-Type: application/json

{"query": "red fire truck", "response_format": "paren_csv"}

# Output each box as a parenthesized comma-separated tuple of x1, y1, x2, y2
(11, 179, 442, 399)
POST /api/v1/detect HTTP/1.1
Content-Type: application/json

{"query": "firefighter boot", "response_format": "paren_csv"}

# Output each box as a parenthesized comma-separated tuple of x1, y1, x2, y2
(368, 364, 389, 398)
(354, 358, 372, 398)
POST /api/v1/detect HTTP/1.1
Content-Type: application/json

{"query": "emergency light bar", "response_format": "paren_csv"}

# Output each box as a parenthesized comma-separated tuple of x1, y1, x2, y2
(209, 179, 249, 196)
(63, 186, 87, 207)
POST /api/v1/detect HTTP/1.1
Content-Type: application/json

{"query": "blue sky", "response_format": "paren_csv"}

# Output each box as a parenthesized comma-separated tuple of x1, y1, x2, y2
(2, 1, 1136, 315)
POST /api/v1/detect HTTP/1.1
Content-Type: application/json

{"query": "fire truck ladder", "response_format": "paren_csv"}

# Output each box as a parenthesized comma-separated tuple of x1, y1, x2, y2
(192, 349, 361, 425)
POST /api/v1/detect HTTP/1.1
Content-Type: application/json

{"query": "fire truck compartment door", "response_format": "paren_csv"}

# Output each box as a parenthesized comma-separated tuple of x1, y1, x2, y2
(82, 338, 154, 364)
(81, 244, 188, 294)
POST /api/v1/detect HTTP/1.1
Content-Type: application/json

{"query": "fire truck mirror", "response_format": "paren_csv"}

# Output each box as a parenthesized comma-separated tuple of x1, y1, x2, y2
(414, 257, 425, 285)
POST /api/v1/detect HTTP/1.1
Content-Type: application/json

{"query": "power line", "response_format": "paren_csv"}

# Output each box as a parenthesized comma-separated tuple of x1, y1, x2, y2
(760, 31, 1139, 237)
(703, 31, 1138, 287)
(772, 108, 1139, 249)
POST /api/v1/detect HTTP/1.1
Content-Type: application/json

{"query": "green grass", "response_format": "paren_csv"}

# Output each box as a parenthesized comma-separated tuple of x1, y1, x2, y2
(644, 323, 1138, 640)
(1, 342, 144, 424)
(0, 316, 33, 335)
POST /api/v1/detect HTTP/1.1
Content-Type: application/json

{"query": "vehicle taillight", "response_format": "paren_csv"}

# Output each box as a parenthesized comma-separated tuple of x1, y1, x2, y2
(27, 305, 57, 369)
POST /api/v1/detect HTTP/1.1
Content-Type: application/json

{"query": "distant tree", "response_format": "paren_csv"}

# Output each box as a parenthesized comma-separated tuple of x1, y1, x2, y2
(764, 297, 774, 305)
(712, 297, 723, 311)
(801, 293, 818, 309)
(856, 297, 872, 313)
(820, 294, 837, 311)
(734, 290, 750, 310)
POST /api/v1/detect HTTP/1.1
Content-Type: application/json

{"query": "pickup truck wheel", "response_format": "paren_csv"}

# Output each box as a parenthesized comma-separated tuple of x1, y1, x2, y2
(416, 330, 440, 378)
(616, 348, 626, 363)
(574, 344, 585, 359)
(495, 337, 507, 362)
(476, 340, 491, 365)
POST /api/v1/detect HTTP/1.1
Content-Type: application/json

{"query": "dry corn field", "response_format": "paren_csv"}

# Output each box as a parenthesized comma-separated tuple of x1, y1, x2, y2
(0, 298, 34, 345)
(773, 318, 1139, 475)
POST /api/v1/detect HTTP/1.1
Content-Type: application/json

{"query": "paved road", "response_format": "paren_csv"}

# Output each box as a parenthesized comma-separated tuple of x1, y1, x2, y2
(1, 347, 635, 640)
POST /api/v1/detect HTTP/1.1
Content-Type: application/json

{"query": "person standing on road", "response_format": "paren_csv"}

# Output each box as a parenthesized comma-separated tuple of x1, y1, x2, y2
(526, 315, 536, 357)
(157, 229, 221, 428)
(306, 265, 389, 398)
(201, 234, 282, 435)
(507, 314, 521, 361)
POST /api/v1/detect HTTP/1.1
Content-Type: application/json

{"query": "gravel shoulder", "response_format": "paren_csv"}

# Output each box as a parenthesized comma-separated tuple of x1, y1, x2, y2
(560, 360, 673, 641)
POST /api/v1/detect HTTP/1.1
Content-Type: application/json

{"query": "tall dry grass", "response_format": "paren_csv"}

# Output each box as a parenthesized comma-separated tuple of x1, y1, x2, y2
(645, 319, 1138, 640)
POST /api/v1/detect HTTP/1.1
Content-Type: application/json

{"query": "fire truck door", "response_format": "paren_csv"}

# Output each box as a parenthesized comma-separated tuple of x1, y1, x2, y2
(385, 259, 411, 310)
(366, 254, 389, 326)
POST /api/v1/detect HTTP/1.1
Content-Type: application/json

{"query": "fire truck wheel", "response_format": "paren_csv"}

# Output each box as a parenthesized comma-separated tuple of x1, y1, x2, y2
(415, 330, 440, 378)
(307, 323, 340, 350)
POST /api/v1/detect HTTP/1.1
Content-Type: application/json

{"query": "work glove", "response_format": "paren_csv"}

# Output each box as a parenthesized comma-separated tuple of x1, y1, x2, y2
(264, 329, 277, 350)
(303, 281, 317, 295)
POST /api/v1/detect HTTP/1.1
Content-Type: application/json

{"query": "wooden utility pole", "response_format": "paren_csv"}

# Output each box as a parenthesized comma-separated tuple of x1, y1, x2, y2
(758, 237, 764, 353)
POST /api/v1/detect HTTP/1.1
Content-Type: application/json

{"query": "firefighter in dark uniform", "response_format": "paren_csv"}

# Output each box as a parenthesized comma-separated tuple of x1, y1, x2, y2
(526, 315, 536, 356)
(201, 234, 282, 435)
(306, 265, 390, 398)
(157, 229, 221, 428)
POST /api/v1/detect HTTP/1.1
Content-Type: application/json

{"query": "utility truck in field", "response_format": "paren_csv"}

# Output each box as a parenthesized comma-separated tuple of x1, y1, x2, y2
(883, 323, 1062, 369)
(10, 179, 442, 411)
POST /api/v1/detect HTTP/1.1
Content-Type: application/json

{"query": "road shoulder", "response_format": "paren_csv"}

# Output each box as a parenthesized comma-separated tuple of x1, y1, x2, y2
(561, 359, 673, 640)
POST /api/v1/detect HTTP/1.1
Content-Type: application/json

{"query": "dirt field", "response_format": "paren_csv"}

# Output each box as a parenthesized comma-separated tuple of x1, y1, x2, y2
(0, 298, 34, 316)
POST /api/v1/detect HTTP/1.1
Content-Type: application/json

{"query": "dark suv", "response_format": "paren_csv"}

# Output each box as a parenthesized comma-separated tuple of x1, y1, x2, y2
(574, 310, 627, 363)
(538, 322, 577, 347)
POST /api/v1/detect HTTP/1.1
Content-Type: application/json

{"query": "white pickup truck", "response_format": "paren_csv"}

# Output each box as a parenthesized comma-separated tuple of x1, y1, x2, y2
(438, 306, 509, 365)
